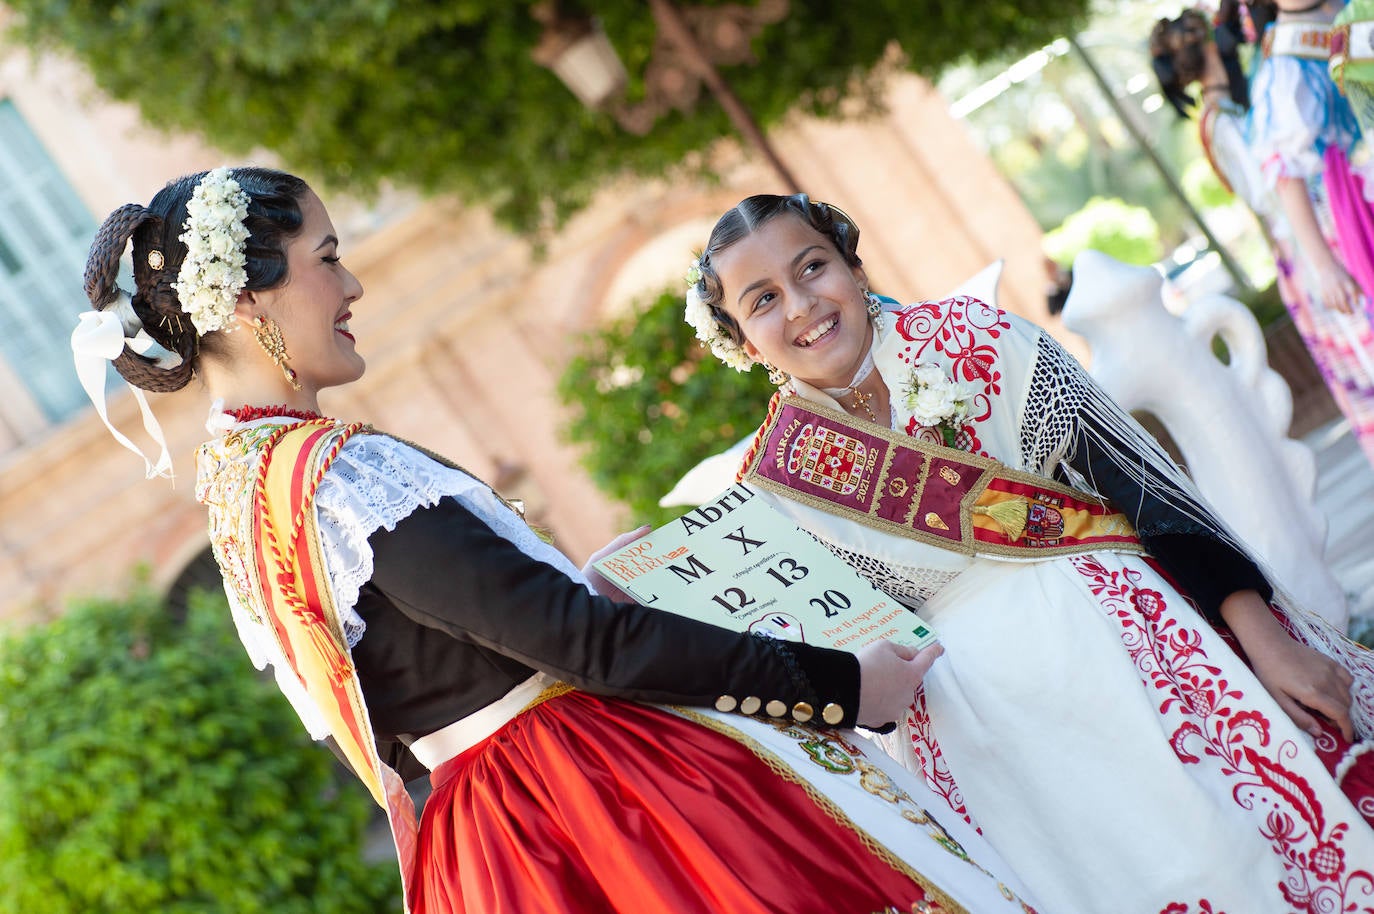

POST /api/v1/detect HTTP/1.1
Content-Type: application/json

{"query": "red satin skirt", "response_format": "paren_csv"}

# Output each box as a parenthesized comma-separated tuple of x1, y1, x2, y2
(412, 690, 938, 914)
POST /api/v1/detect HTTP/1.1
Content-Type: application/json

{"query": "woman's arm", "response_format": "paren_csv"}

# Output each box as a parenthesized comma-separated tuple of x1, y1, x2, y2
(367, 497, 932, 729)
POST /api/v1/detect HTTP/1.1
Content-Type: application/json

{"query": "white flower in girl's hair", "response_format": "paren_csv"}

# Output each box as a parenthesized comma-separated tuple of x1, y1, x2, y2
(902, 362, 976, 445)
(173, 167, 251, 336)
(683, 259, 754, 372)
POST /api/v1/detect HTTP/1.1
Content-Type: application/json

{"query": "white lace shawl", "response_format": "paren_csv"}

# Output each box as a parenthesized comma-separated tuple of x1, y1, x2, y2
(221, 427, 587, 740)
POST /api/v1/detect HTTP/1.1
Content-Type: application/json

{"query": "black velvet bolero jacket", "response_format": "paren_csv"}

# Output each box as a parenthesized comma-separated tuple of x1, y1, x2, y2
(349, 497, 863, 782)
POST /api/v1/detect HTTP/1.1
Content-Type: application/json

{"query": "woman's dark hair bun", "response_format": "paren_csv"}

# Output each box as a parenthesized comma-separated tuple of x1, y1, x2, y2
(80, 167, 310, 394)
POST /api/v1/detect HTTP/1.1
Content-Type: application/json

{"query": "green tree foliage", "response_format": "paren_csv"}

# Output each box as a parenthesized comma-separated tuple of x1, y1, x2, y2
(938, 5, 1234, 253)
(1181, 156, 1233, 212)
(558, 286, 776, 525)
(5, 0, 1089, 235)
(1042, 195, 1163, 268)
(0, 586, 398, 914)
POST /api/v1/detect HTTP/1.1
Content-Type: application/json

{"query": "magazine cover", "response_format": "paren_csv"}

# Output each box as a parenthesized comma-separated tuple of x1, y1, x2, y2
(594, 483, 937, 652)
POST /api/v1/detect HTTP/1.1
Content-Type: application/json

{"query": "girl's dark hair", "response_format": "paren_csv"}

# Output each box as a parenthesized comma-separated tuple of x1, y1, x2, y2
(1150, 9, 1213, 117)
(81, 167, 311, 393)
(693, 193, 862, 346)
(1150, 3, 1273, 118)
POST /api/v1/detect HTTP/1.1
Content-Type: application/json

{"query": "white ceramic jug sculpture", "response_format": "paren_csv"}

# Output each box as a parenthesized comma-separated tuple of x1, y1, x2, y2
(1062, 249, 1347, 627)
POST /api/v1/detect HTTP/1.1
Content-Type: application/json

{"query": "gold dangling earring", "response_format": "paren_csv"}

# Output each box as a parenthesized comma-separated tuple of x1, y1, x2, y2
(252, 315, 302, 391)
(864, 289, 883, 323)
(759, 360, 788, 388)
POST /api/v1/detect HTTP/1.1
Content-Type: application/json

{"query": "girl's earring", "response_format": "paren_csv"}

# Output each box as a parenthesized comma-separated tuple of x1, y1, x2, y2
(759, 360, 789, 387)
(864, 290, 883, 320)
(253, 315, 303, 391)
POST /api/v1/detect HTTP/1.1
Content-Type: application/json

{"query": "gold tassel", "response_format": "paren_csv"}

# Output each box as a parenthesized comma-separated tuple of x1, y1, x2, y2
(973, 499, 1029, 542)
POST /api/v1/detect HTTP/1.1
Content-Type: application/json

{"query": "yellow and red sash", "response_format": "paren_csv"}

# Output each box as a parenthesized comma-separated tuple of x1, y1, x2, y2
(250, 421, 418, 908)
(743, 398, 1144, 560)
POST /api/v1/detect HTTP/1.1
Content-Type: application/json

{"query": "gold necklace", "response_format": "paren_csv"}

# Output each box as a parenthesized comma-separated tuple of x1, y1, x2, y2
(847, 387, 878, 423)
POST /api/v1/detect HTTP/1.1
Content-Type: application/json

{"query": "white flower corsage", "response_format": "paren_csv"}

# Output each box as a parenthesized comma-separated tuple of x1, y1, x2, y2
(902, 362, 976, 447)
(173, 167, 251, 336)
(683, 258, 754, 372)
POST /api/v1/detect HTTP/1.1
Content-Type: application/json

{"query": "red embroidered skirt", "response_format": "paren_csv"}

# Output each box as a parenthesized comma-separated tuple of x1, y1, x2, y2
(412, 690, 938, 914)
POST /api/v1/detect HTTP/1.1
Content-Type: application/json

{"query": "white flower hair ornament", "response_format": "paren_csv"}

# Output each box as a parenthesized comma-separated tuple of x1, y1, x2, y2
(684, 258, 755, 372)
(173, 167, 251, 336)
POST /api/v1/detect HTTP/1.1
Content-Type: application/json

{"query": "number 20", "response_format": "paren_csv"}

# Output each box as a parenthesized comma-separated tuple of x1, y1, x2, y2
(808, 589, 851, 618)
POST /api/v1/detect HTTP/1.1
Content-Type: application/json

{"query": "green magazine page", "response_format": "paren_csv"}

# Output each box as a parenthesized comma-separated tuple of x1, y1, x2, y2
(594, 483, 937, 652)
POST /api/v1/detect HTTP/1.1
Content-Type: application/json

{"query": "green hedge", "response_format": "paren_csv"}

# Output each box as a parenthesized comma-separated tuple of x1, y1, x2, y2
(0, 586, 399, 913)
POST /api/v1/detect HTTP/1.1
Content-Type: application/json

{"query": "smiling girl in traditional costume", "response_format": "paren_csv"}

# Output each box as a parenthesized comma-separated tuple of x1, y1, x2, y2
(686, 192, 1374, 914)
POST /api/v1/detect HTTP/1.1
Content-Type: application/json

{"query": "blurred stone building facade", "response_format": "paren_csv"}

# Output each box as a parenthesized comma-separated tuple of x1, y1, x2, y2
(0, 41, 1054, 621)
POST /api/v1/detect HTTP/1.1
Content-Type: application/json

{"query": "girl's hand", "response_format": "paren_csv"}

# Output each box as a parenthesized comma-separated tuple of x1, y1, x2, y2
(1312, 258, 1362, 315)
(1222, 591, 1355, 740)
(581, 524, 651, 603)
(1274, 176, 1365, 314)
(1248, 631, 1355, 741)
(856, 640, 944, 729)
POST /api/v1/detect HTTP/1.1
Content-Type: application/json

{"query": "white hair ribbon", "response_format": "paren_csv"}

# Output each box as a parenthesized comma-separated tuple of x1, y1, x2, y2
(71, 309, 174, 479)
(204, 398, 236, 436)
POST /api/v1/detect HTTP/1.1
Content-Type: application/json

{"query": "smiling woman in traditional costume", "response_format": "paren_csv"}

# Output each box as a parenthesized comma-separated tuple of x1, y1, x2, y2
(1153, 2, 1374, 465)
(685, 192, 1374, 914)
(70, 167, 1051, 914)
(1243, 0, 1374, 466)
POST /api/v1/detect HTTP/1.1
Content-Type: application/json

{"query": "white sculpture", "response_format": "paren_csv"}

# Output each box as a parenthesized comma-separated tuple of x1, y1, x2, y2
(1062, 249, 1347, 627)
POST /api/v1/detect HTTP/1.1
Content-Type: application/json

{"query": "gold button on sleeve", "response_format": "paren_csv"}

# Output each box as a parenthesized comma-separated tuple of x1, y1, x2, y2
(791, 702, 814, 723)
(821, 703, 845, 725)
(740, 696, 762, 716)
(765, 700, 787, 718)
(715, 695, 738, 713)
